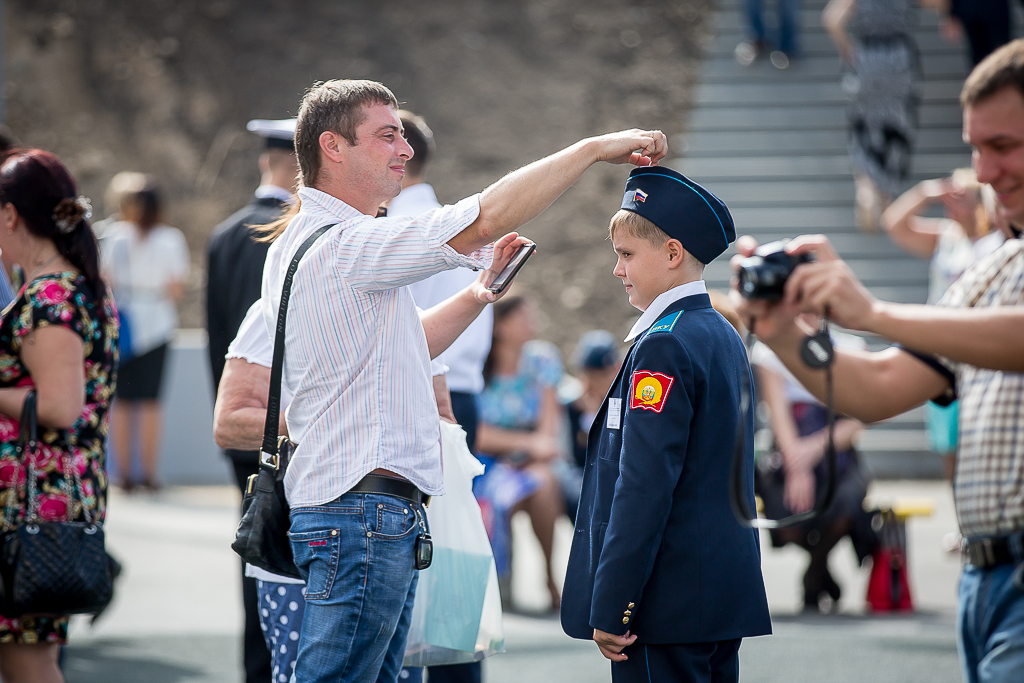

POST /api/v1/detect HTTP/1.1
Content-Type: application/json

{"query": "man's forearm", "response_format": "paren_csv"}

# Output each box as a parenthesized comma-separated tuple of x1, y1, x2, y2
(449, 140, 596, 254)
(213, 406, 267, 450)
(761, 325, 945, 423)
(213, 358, 286, 450)
(865, 303, 1024, 371)
(420, 288, 487, 359)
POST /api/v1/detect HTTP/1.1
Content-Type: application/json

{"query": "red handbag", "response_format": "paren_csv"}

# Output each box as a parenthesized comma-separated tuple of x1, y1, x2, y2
(866, 509, 914, 612)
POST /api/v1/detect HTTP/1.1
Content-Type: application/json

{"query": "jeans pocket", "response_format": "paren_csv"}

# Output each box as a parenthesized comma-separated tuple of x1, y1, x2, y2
(368, 500, 418, 540)
(288, 528, 340, 601)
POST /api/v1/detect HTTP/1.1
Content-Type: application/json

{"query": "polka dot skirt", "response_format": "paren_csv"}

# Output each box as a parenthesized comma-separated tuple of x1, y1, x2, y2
(256, 581, 305, 683)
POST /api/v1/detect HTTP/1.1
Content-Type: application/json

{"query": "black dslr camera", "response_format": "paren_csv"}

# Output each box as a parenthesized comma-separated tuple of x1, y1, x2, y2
(737, 240, 814, 301)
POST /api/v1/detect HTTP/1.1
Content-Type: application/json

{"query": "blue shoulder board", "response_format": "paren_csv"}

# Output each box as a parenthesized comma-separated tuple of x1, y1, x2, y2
(647, 311, 682, 335)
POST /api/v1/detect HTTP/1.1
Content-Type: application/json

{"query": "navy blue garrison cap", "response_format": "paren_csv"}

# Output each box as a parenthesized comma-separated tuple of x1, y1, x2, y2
(619, 166, 736, 264)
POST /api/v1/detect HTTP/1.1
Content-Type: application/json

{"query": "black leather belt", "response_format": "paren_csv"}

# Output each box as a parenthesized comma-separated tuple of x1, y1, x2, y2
(965, 534, 1024, 569)
(349, 474, 429, 506)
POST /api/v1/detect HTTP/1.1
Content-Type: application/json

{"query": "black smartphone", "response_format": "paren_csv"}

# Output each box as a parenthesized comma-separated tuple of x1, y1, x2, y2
(487, 242, 536, 295)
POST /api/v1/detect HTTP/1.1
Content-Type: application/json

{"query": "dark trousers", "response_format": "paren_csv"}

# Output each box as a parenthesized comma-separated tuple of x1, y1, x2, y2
(449, 391, 479, 453)
(612, 639, 741, 683)
(427, 391, 482, 683)
(231, 453, 273, 683)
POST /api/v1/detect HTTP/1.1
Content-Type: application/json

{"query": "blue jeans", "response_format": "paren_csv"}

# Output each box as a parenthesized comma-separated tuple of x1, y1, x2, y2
(745, 0, 800, 56)
(958, 562, 1024, 682)
(289, 492, 424, 683)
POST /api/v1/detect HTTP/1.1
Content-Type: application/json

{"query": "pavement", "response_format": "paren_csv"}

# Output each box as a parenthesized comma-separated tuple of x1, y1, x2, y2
(59, 479, 965, 682)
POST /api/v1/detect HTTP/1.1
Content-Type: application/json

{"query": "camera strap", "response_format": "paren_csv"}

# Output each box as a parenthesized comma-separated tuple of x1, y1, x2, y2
(730, 312, 839, 529)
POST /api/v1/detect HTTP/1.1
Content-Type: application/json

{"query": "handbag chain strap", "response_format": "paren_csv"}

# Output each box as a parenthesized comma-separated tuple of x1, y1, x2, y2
(2, 393, 87, 532)
(259, 224, 335, 466)
(4, 391, 87, 530)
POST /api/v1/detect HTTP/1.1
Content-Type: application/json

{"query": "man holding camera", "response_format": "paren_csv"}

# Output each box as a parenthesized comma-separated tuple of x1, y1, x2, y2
(734, 40, 1024, 682)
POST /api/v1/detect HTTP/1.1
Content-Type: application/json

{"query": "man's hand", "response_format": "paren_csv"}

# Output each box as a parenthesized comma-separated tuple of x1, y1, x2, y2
(593, 628, 638, 662)
(468, 232, 532, 304)
(587, 129, 669, 167)
(729, 236, 805, 343)
(421, 232, 530, 359)
(784, 235, 879, 331)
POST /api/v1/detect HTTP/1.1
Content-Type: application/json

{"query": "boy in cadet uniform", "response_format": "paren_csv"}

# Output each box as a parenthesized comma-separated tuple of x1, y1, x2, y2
(561, 166, 772, 682)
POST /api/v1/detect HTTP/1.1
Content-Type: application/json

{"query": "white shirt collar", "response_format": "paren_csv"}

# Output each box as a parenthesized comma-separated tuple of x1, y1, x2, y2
(624, 280, 707, 343)
(297, 186, 366, 220)
(387, 183, 440, 217)
(254, 185, 295, 204)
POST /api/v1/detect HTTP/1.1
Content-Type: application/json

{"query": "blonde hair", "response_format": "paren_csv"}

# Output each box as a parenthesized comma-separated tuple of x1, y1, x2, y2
(255, 200, 300, 243)
(608, 209, 704, 269)
(609, 209, 668, 246)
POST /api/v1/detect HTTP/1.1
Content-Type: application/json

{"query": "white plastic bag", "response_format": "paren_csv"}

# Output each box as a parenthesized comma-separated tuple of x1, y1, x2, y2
(403, 421, 505, 667)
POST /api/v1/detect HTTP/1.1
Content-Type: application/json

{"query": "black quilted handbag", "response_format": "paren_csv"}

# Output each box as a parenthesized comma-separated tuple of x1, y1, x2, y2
(0, 391, 113, 617)
(231, 224, 333, 580)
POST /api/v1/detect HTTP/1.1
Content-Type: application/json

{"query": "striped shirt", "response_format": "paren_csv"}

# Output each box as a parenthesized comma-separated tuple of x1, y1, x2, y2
(261, 187, 490, 507)
(933, 239, 1024, 539)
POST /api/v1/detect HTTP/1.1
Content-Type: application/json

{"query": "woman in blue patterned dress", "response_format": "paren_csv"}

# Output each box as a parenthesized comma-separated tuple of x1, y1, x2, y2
(0, 149, 117, 683)
(476, 296, 566, 610)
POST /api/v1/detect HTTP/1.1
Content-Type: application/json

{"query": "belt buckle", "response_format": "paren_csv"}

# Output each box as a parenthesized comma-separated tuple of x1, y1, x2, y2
(968, 538, 996, 568)
(983, 538, 997, 567)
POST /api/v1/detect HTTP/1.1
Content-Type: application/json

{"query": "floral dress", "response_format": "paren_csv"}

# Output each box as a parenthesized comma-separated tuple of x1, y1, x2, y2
(474, 340, 563, 582)
(0, 272, 118, 643)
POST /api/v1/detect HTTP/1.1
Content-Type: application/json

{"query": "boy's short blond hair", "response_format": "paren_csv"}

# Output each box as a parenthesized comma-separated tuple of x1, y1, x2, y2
(609, 209, 705, 269)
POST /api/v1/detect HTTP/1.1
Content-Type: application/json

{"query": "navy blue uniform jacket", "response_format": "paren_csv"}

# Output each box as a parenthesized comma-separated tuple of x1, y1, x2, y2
(560, 293, 772, 644)
(206, 196, 285, 393)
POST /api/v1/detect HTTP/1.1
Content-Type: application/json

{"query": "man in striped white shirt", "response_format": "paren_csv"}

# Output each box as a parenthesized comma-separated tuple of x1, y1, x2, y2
(263, 79, 667, 683)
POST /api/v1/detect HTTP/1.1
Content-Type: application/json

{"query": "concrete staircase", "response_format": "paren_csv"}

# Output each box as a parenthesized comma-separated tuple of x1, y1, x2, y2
(674, 0, 979, 478)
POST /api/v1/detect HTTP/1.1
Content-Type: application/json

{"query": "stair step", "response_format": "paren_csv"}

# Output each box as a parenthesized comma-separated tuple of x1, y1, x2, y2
(711, 5, 943, 32)
(701, 53, 968, 83)
(682, 127, 967, 156)
(714, 0, 832, 9)
(675, 152, 970, 180)
(686, 104, 963, 131)
(706, 179, 855, 204)
(714, 232, 917, 259)
(707, 29, 962, 59)
(693, 80, 966, 107)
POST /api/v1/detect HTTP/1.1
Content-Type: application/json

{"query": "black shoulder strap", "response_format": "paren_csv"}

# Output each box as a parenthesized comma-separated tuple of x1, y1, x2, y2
(260, 224, 335, 458)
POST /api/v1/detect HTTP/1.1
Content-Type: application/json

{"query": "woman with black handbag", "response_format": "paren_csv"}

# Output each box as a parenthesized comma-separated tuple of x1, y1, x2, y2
(0, 149, 117, 683)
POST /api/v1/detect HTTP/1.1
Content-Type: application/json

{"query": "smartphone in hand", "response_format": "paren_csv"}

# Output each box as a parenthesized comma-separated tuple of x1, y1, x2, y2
(487, 242, 536, 295)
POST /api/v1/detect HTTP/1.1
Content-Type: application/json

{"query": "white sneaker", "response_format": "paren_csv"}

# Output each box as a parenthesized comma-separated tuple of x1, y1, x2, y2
(769, 50, 791, 70)
(735, 41, 760, 66)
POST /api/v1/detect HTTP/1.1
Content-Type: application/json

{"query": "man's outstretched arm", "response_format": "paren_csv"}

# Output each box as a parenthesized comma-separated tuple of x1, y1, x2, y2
(781, 235, 1024, 372)
(845, 303, 1024, 372)
(448, 129, 668, 255)
(748, 314, 951, 423)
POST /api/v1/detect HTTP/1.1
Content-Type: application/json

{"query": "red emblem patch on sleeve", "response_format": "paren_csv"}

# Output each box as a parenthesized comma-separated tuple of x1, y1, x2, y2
(629, 370, 674, 413)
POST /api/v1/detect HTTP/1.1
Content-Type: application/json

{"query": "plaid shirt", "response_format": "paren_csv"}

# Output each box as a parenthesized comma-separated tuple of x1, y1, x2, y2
(935, 239, 1024, 539)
